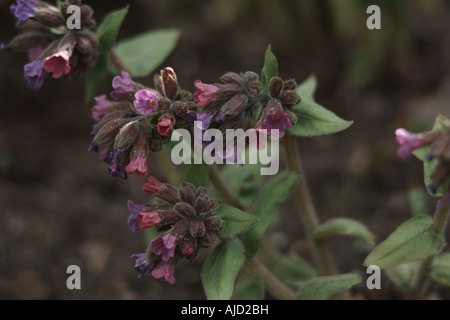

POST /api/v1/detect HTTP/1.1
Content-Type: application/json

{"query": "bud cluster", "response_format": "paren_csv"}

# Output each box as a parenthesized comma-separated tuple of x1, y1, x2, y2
(396, 125, 450, 207)
(129, 177, 223, 283)
(4, 0, 98, 89)
(89, 68, 197, 179)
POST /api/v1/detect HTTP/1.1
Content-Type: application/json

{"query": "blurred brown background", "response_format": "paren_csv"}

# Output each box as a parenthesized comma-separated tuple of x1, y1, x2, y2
(0, 0, 449, 299)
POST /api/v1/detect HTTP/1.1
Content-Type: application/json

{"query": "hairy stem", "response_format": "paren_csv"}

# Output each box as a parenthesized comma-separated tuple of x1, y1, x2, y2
(410, 204, 450, 299)
(244, 256, 295, 300)
(109, 50, 128, 73)
(283, 135, 338, 275)
(209, 165, 244, 210)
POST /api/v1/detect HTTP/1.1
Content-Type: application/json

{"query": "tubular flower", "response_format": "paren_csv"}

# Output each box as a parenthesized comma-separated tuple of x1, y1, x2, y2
(89, 68, 197, 179)
(3, 0, 98, 89)
(129, 177, 224, 284)
(396, 123, 450, 204)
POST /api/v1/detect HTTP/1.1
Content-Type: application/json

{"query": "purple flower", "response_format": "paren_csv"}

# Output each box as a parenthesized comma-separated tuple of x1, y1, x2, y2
(107, 148, 128, 179)
(24, 59, 48, 90)
(151, 233, 177, 262)
(438, 192, 450, 209)
(127, 200, 150, 233)
(133, 89, 159, 115)
(395, 129, 424, 159)
(10, 0, 38, 26)
(111, 71, 136, 100)
(261, 110, 292, 138)
(151, 262, 176, 284)
(92, 95, 114, 122)
(131, 253, 154, 278)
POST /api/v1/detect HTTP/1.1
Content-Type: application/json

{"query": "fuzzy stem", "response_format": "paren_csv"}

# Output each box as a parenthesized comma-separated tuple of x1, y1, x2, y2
(244, 256, 295, 300)
(283, 135, 338, 275)
(410, 204, 450, 299)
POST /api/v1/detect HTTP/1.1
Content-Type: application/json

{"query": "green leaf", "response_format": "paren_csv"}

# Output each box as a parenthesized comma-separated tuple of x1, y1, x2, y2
(215, 205, 259, 237)
(363, 215, 445, 269)
(313, 218, 376, 246)
(288, 98, 353, 137)
(180, 163, 210, 188)
(211, 160, 263, 207)
(413, 115, 450, 198)
(295, 273, 362, 300)
(430, 253, 450, 288)
(242, 171, 299, 257)
(201, 238, 245, 300)
(260, 45, 278, 95)
(385, 261, 419, 296)
(272, 254, 318, 287)
(113, 29, 180, 78)
(97, 6, 129, 53)
(85, 53, 110, 102)
(297, 75, 317, 100)
(231, 274, 265, 300)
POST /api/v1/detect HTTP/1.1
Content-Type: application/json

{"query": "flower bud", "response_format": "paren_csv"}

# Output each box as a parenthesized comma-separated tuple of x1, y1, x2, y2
(279, 90, 301, 108)
(283, 79, 297, 91)
(220, 94, 248, 117)
(76, 36, 92, 55)
(204, 216, 223, 233)
(149, 135, 162, 152)
(34, 11, 65, 28)
(10, 31, 47, 52)
(93, 118, 127, 147)
(174, 202, 196, 219)
(269, 77, 284, 98)
(189, 219, 206, 238)
(194, 195, 210, 214)
(178, 182, 196, 205)
(162, 67, 178, 100)
(113, 120, 140, 151)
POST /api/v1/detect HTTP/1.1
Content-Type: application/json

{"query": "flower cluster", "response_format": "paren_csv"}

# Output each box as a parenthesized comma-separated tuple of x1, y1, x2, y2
(89, 68, 196, 179)
(129, 177, 223, 283)
(395, 125, 450, 207)
(3, 0, 98, 89)
(190, 72, 300, 162)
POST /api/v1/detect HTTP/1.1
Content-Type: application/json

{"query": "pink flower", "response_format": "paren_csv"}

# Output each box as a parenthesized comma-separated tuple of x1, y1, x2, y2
(151, 233, 177, 262)
(125, 152, 148, 177)
(157, 118, 174, 136)
(138, 211, 162, 230)
(143, 176, 167, 195)
(193, 80, 220, 107)
(92, 95, 114, 122)
(133, 89, 159, 115)
(150, 262, 176, 284)
(43, 49, 71, 78)
(261, 110, 292, 138)
(395, 128, 425, 159)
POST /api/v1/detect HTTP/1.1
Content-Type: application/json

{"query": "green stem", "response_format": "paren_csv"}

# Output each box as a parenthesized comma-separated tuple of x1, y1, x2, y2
(109, 49, 128, 73)
(244, 256, 295, 300)
(410, 204, 450, 299)
(283, 135, 338, 275)
(209, 165, 244, 210)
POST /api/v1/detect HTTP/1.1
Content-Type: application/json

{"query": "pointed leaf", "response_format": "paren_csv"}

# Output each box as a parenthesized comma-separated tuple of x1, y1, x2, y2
(201, 238, 245, 300)
(242, 171, 299, 257)
(97, 6, 129, 53)
(295, 273, 362, 300)
(385, 261, 419, 295)
(215, 205, 259, 237)
(231, 274, 265, 300)
(363, 215, 445, 269)
(113, 29, 180, 78)
(260, 45, 278, 95)
(288, 98, 353, 137)
(313, 218, 376, 246)
(430, 253, 450, 288)
(297, 75, 317, 100)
